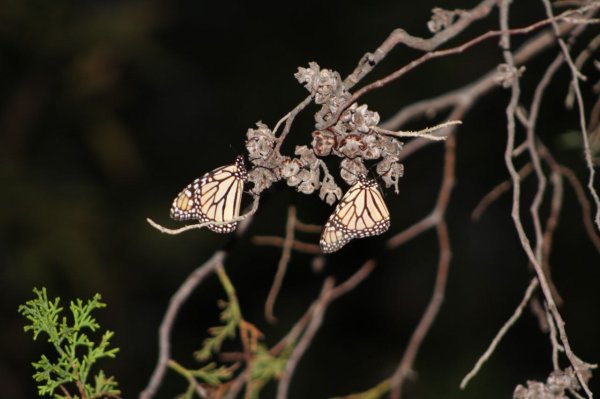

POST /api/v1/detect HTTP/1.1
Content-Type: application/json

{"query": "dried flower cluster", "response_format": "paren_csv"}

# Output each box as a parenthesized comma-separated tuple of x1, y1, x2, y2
(427, 8, 459, 33)
(244, 62, 405, 202)
(513, 368, 589, 399)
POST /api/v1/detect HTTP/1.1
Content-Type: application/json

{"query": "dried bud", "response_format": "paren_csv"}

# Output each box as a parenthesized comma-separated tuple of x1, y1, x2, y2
(381, 136, 403, 159)
(295, 62, 342, 105)
(292, 167, 319, 194)
(337, 135, 366, 159)
(340, 158, 367, 185)
(327, 91, 351, 115)
(280, 157, 302, 178)
(295, 62, 320, 89)
(361, 133, 383, 160)
(319, 175, 342, 205)
(248, 167, 277, 194)
(513, 382, 547, 399)
(513, 367, 588, 399)
(377, 158, 404, 194)
(286, 173, 303, 187)
(427, 8, 457, 33)
(246, 122, 276, 160)
(340, 103, 380, 133)
(295, 145, 319, 168)
(494, 63, 525, 88)
(298, 179, 317, 195)
(311, 130, 337, 157)
(546, 369, 579, 393)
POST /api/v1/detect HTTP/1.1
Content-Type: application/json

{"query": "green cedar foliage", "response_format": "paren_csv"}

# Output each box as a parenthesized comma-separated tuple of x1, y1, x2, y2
(19, 287, 120, 399)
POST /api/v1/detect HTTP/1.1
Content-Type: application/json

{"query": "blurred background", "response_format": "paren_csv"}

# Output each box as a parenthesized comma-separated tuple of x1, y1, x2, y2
(1, 0, 599, 398)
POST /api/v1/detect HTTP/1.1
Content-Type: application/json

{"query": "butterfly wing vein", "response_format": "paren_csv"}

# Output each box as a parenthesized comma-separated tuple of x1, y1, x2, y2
(320, 180, 390, 253)
(170, 159, 246, 233)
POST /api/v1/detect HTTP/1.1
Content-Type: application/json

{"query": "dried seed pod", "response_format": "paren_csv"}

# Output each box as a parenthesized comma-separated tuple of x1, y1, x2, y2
(381, 136, 403, 159)
(340, 103, 380, 133)
(295, 62, 343, 105)
(319, 175, 342, 205)
(248, 167, 277, 194)
(295, 145, 319, 169)
(361, 133, 383, 160)
(337, 135, 366, 159)
(311, 130, 337, 157)
(340, 158, 367, 185)
(377, 157, 404, 194)
(280, 157, 303, 178)
(246, 122, 276, 161)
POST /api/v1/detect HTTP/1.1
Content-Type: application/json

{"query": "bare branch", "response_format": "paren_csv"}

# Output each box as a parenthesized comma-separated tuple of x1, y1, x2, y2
(471, 163, 534, 221)
(460, 278, 539, 389)
(500, 1, 593, 396)
(559, 165, 600, 253)
(265, 206, 297, 323)
(276, 279, 335, 399)
(542, 0, 600, 233)
(252, 235, 322, 254)
(139, 251, 226, 399)
(270, 260, 376, 356)
(372, 120, 461, 141)
(343, 0, 501, 89)
(389, 220, 452, 399)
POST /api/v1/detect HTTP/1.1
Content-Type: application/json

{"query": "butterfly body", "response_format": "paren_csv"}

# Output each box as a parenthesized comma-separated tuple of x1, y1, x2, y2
(320, 175, 390, 253)
(170, 156, 247, 233)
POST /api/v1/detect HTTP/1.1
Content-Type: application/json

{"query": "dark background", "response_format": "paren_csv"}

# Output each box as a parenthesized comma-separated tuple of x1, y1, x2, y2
(1, 0, 599, 398)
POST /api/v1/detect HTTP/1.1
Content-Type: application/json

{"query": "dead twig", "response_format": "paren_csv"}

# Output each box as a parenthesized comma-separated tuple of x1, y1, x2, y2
(471, 163, 534, 221)
(147, 195, 260, 235)
(139, 251, 226, 399)
(252, 235, 322, 254)
(265, 206, 297, 323)
(276, 279, 335, 399)
(460, 278, 539, 389)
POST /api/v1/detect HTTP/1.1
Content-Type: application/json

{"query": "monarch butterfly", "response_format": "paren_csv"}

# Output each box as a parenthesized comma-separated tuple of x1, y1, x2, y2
(170, 155, 248, 233)
(320, 175, 390, 253)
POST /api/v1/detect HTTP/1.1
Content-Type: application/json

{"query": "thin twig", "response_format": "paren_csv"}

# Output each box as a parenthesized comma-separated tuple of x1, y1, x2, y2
(559, 165, 600, 253)
(382, 13, 589, 160)
(545, 304, 563, 372)
(224, 260, 377, 398)
(139, 251, 225, 399)
(347, 4, 597, 108)
(273, 95, 313, 154)
(252, 235, 322, 254)
(343, 0, 501, 89)
(471, 163, 534, 221)
(541, 170, 565, 305)
(460, 278, 539, 389)
(167, 359, 208, 398)
(294, 220, 322, 234)
(265, 206, 297, 323)
(372, 120, 461, 141)
(386, 212, 438, 249)
(525, 54, 564, 268)
(500, 1, 593, 396)
(389, 220, 452, 399)
(276, 278, 335, 399)
(147, 195, 260, 235)
(273, 112, 291, 136)
(542, 0, 600, 232)
(387, 107, 461, 249)
(59, 385, 73, 399)
(270, 260, 376, 356)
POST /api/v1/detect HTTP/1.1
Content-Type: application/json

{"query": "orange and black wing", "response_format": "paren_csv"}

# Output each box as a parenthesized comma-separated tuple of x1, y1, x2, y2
(320, 175, 390, 253)
(170, 156, 247, 233)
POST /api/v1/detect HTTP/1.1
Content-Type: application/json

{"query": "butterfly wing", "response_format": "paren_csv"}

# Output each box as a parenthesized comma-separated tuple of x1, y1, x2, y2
(170, 156, 247, 233)
(320, 176, 390, 253)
